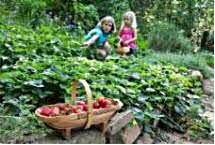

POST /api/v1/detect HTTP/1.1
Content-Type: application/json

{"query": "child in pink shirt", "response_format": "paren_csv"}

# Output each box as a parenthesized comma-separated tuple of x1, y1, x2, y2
(117, 11, 137, 56)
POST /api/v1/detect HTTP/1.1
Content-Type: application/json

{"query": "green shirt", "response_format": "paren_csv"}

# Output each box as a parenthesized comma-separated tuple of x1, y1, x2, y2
(84, 26, 110, 47)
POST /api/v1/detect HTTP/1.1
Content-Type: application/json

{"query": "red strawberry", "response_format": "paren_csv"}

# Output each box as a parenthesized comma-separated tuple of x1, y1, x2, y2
(76, 105, 84, 111)
(60, 107, 70, 114)
(77, 101, 86, 106)
(40, 107, 52, 116)
(50, 107, 60, 116)
(71, 106, 78, 113)
(93, 102, 100, 109)
(104, 99, 112, 105)
(97, 98, 105, 106)
(83, 104, 88, 111)
(71, 106, 83, 114)
(55, 104, 65, 110)
(100, 98, 112, 108)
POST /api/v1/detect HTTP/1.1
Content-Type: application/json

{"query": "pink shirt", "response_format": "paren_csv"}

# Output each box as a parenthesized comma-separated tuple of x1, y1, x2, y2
(119, 26, 136, 48)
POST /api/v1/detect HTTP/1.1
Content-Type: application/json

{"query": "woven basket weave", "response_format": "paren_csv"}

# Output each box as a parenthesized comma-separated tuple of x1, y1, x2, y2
(35, 80, 121, 130)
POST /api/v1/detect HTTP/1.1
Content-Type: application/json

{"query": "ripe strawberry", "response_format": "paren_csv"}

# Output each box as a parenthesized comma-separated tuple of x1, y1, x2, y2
(60, 107, 70, 114)
(93, 102, 100, 109)
(83, 104, 88, 111)
(40, 107, 52, 116)
(71, 106, 78, 113)
(50, 107, 60, 116)
(97, 98, 105, 106)
(55, 104, 65, 110)
(77, 101, 86, 106)
(71, 106, 83, 114)
(76, 105, 84, 111)
(99, 98, 112, 108)
(104, 99, 112, 105)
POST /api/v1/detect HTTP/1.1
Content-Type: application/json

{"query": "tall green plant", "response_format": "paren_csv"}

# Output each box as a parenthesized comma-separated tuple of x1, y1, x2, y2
(148, 21, 194, 53)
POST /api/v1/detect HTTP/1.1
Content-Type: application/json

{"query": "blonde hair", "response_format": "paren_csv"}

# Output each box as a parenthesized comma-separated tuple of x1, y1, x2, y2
(97, 16, 116, 33)
(122, 11, 137, 29)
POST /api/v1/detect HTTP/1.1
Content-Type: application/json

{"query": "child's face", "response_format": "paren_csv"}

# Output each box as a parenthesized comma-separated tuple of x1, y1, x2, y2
(124, 16, 132, 26)
(102, 21, 112, 33)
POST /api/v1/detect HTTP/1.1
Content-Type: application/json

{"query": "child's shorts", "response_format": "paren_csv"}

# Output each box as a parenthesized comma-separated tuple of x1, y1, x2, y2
(120, 42, 136, 55)
(85, 45, 108, 60)
(128, 47, 137, 54)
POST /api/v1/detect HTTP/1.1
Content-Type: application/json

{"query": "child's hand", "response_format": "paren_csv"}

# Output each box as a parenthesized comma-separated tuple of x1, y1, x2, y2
(118, 37, 123, 43)
(124, 40, 130, 45)
(119, 40, 127, 47)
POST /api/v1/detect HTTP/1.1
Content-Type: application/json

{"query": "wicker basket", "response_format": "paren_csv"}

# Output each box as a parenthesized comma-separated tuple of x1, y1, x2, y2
(35, 80, 121, 131)
(116, 46, 130, 55)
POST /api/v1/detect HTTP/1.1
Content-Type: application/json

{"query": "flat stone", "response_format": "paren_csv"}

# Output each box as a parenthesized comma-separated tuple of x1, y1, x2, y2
(136, 136, 145, 144)
(139, 133, 154, 144)
(121, 124, 141, 144)
(191, 70, 203, 81)
(108, 133, 124, 144)
(202, 111, 214, 126)
(203, 79, 214, 96)
(107, 110, 134, 135)
(108, 123, 141, 144)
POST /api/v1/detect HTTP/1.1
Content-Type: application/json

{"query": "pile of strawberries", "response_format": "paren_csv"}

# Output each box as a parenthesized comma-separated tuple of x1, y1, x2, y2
(93, 98, 112, 109)
(38, 98, 114, 117)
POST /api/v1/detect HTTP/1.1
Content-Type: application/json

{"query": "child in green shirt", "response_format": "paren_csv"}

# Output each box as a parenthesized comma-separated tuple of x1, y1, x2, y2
(82, 16, 116, 60)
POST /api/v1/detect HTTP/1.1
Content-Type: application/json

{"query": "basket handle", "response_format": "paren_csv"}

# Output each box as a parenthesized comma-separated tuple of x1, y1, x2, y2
(71, 80, 93, 129)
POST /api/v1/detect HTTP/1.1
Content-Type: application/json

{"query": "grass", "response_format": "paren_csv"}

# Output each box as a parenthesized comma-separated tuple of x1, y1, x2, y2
(140, 50, 214, 79)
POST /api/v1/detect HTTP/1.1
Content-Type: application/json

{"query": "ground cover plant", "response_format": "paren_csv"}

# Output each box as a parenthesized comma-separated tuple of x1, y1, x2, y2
(0, 54, 213, 143)
(0, 0, 214, 143)
(142, 50, 214, 79)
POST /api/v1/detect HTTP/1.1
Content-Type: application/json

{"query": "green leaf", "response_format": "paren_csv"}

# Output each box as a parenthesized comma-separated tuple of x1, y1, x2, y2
(24, 80, 44, 88)
(137, 95, 148, 103)
(146, 88, 156, 92)
(116, 85, 126, 94)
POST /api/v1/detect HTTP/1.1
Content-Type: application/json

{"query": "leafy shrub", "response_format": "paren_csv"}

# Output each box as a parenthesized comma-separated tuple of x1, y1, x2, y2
(136, 35, 149, 55)
(142, 50, 214, 79)
(202, 52, 214, 68)
(0, 114, 52, 143)
(72, 3, 99, 31)
(0, 55, 208, 133)
(0, 24, 83, 68)
(186, 119, 214, 141)
(17, 0, 47, 18)
(0, 23, 213, 142)
(148, 21, 194, 53)
(133, 0, 213, 46)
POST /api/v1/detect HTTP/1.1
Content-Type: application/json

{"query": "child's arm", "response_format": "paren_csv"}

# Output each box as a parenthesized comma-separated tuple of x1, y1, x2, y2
(82, 34, 99, 47)
(118, 27, 123, 47)
(82, 28, 102, 47)
(118, 25, 125, 40)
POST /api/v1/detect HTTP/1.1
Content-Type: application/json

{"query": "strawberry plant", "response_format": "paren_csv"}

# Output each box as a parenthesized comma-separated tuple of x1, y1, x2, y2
(0, 55, 208, 134)
(0, 23, 213, 143)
